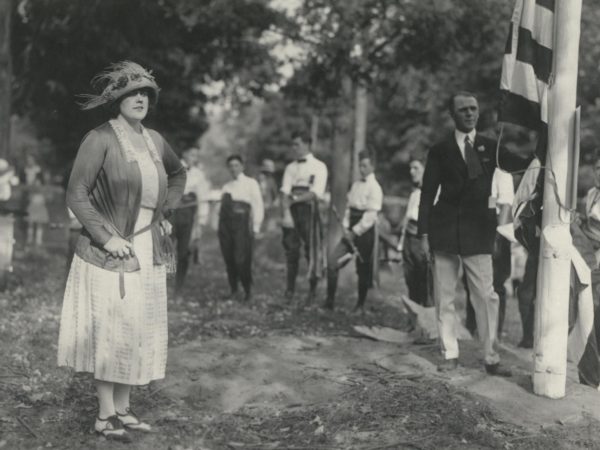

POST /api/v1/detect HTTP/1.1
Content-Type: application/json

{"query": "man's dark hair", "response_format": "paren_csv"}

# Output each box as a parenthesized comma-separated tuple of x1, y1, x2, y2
(447, 91, 478, 112)
(358, 150, 373, 163)
(408, 152, 426, 165)
(291, 130, 312, 146)
(226, 154, 244, 165)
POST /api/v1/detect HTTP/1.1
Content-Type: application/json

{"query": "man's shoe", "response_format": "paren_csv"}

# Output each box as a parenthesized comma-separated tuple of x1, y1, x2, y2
(518, 339, 533, 349)
(413, 336, 435, 345)
(224, 290, 238, 301)
(437, 358, 459, 372)
(485, 363, 512, 377)
(243, 291, 253, 302)
(352, 303, 365, 314)
(321, 299, 334, 311)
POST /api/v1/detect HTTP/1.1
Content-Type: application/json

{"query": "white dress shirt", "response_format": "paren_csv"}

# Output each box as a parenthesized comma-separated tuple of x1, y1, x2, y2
(222, 173, 264, 233)
(491, 168, 514, 208)
(342, 173, 383, 236)
(397, 186, 421, 251)
(280, 153, 328, 200)
(405, 187, 421, 223)
(454, 129, 477, 161)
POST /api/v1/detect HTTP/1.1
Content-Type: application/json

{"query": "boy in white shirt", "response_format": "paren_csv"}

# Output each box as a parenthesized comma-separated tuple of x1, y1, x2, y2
(218, 155, 264, 302)
(280, 131, 328, 304)
(324, 151, 383, 312)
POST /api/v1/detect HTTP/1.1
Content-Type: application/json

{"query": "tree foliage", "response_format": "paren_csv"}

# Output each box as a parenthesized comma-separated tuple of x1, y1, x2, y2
(251, 0, 515, 193)
(11, 0, 286, 167)
(252, 0, 600, 194)
(9, 0, 600, 193)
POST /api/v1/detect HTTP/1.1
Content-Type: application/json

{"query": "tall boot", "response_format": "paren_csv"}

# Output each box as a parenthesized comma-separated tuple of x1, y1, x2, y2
(497, 288, 507, 337)
(285, 261, 298, 300)
(306, 277, 317, 305)
(241, 272, 252, 302)
(175, 255, 189, 297)
(354, 277, 369, 312)
(324, 271, 337, 310)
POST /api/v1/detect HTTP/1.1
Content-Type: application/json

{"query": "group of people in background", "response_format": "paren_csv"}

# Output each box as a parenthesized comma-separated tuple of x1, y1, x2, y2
(0, 153, 50, 248)
(205, 93, 541, 378)
(210, 130, 383, 313)
(22, 154, 49, 247)
(207, 91, 540, 379)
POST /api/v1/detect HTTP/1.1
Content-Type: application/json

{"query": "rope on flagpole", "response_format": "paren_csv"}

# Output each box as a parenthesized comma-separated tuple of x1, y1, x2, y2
(494, 123, 577, 224)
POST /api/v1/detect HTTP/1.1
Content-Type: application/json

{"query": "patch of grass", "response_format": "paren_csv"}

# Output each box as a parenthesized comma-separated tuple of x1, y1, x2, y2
(1, 229, 599, 449)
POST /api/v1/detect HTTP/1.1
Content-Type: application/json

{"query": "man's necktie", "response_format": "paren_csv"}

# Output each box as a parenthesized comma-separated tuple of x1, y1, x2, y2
(464, 136, 483, 180)
(297, 158, 307, 163)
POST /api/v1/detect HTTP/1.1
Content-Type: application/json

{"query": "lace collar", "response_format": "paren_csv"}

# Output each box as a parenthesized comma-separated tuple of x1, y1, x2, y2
(109, 119, 161, 164)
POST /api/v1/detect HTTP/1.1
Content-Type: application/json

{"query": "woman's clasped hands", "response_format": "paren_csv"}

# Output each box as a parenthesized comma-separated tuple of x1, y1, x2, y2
(104, 236, 135, 258)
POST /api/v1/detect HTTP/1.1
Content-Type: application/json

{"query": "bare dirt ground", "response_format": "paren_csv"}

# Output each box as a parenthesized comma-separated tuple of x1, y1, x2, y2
(1, 198, 600, 449)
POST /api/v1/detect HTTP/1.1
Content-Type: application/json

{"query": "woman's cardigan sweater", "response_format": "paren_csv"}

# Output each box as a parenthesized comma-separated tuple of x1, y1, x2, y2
(67, 121, 186, 272)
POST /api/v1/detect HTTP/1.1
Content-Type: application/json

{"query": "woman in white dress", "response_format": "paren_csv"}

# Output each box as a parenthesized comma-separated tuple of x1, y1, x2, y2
(57, 61, 186, 441)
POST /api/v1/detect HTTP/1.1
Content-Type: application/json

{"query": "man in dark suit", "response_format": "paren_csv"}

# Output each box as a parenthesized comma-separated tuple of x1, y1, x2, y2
(418, 91, 529, 376)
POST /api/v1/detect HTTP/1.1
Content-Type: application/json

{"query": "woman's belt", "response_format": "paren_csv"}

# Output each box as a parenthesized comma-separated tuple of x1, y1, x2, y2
(115, 208, 161, 298)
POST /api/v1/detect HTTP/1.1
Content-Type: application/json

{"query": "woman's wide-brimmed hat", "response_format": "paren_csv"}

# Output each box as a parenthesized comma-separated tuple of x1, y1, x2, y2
(78, 61, 160, 110)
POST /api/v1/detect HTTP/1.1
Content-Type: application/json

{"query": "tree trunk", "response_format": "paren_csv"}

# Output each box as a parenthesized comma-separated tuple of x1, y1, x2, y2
(533, 0, 582, 399)
(352, 82, 368, 181)
(311, 113, 319, 149)
(0, 0, 12, 160)
(327, 77, 354, 260)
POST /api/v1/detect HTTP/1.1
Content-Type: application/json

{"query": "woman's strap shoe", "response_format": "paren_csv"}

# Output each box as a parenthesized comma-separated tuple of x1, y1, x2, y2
(95, 415, 132, 442)
(117, 407, 153, 432)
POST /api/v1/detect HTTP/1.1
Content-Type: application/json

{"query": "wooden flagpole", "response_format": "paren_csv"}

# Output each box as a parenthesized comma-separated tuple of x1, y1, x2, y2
(533, 0, 582, 399)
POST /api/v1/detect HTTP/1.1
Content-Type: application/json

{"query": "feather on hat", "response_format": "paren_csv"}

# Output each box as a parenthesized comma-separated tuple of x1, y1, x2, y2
(78, 61, 160, 110)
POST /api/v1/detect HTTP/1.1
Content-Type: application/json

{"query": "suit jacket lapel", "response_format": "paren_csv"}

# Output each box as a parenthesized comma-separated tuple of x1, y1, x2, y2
(473, 134, 487, 158)
(473, 135, 492, 178)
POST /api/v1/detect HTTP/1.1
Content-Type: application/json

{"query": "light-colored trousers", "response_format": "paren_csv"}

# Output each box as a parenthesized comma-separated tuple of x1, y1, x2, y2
(432, 251, 500, 365)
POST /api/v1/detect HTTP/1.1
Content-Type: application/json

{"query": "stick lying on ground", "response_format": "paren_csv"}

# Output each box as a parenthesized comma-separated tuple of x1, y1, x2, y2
(15, 415, 40, 439)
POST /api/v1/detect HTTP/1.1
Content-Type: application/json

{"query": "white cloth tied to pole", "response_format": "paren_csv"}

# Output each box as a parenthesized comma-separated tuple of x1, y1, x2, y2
(542, 225, 600, 390)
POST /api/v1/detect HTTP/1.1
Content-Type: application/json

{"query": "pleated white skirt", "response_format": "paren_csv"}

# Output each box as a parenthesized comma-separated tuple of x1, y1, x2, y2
(57, 208, 167, 385)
